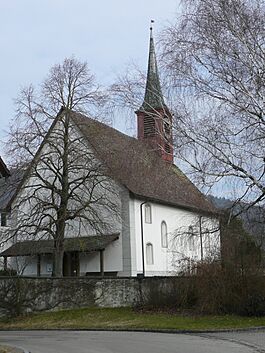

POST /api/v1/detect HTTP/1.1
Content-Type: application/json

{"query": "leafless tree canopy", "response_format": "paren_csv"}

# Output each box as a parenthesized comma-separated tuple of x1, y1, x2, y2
(3, 58, 119, 277)
(160, 0, 265, 209)
(11, 111, 120, 276)
(6, 57, 108, 167)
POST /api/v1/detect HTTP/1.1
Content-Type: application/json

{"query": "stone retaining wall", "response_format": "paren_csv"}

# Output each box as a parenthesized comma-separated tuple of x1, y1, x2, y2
(0, 276, 184, 316)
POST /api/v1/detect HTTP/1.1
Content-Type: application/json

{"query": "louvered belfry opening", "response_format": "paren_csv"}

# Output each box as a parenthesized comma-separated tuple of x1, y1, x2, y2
(165, 142, 171, 154)
(144, 114, 156, 137)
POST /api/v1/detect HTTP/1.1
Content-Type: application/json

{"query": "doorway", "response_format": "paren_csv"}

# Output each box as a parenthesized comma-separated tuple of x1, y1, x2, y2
(63, 251, 80, 276)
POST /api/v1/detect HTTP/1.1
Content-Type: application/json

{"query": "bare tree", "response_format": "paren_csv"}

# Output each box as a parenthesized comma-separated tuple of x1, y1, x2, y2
(111, 1, 265, 213)
(171, 215, 220, 273)
(6, 57, 108, 167)
(2, 57, 119, 277)
(160, 0, 265, 210)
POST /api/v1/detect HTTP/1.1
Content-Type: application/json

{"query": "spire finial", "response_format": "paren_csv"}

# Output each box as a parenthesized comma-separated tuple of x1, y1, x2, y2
(150, 19, 154, 38)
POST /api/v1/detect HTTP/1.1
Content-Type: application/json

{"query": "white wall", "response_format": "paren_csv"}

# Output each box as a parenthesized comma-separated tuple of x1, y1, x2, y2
(130, 198, 220, 276)
(79, 238, 123, 275)
(9, 238, 123, 276)
(4, 114, 124, 275)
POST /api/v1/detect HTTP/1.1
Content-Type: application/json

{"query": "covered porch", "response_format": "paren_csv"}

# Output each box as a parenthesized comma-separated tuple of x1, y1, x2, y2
(1, 234, 119, 277)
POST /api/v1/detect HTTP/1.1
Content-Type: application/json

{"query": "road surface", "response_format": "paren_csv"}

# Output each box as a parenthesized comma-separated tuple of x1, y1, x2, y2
(0, 330, 264, 353)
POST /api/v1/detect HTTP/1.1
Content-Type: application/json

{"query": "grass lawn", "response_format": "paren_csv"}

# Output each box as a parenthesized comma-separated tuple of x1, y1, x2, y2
(0, 346, 17, 353)
(0, 307, 265, 331)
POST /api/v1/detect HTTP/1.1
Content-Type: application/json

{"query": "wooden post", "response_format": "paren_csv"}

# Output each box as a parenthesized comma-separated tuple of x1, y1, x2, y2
(99, 250, 104, 277)
(37, 254, 41, 277)
(3, 256, 7, 272)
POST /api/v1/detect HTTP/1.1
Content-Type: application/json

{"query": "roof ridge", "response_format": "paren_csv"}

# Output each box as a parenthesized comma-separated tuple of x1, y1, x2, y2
(70, 110, 139, 143)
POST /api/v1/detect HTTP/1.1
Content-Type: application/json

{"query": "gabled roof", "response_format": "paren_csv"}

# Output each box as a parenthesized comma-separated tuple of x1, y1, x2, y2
(0, 169, 24, 211)
(2, 109, 217, 215)
(71, 111, 217, 215)
(1, 234, 119, 257)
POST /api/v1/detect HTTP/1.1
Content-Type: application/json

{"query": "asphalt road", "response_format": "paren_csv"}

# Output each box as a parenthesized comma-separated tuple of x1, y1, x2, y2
(0, 330, 264, 353)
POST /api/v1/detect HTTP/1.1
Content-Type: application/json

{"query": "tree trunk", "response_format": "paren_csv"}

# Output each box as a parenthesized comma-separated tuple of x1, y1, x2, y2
(53, 247, 64, 277)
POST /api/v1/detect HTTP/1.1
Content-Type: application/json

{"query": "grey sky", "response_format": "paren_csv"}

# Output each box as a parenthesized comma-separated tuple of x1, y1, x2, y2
(0, 0, 180, 154)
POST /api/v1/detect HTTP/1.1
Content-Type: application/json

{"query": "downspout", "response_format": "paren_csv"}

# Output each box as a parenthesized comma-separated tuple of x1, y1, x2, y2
(199, 215, 204, 261)
(140, 201, 147, 277)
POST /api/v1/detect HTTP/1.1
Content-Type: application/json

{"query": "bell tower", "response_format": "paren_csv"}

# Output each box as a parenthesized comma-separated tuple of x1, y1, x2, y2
(136, 21, 173, 163)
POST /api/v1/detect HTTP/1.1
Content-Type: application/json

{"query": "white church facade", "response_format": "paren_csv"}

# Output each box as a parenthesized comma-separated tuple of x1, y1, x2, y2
(0, 28, 220, 277)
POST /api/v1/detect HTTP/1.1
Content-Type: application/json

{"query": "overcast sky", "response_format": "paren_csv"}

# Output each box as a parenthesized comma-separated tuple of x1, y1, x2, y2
(0, 0, 180, 154)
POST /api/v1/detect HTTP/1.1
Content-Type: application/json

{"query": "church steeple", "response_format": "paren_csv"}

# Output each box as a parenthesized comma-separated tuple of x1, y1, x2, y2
(139, 22, 167, 112)
(136, 21, 173, 163)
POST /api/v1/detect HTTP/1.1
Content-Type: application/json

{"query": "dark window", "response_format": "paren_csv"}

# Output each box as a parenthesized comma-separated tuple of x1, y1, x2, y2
(1, 213, 7, 227)
(163, 120, 171, 136)
(144, 115, 156, 137)
(163, 115, 171, 140)
(165, 143, 171, 153)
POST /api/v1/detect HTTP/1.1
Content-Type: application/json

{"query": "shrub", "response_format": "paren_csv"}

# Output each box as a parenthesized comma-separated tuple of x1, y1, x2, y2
(0, 268, 17, 276)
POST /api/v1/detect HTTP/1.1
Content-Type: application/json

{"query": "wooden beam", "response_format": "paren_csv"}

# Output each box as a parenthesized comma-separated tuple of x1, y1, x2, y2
(37, 254, 41, 277)
(99, 250, 104, 277)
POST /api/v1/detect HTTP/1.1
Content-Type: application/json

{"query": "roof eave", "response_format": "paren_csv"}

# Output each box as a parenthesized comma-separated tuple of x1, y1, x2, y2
(130, 191, 221, 217)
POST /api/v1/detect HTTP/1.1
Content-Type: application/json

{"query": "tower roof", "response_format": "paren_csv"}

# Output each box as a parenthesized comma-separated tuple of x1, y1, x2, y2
(139, 22, 167, 112)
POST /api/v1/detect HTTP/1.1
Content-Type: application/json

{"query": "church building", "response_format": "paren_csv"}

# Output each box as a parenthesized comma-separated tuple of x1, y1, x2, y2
(0, 27, 220, 277)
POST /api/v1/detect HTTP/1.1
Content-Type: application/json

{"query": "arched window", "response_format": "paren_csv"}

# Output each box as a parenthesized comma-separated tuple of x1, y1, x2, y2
(205, 228, 211, 251)
(161, 221, 168, 248)
(144, 203, 152, 224)
(146, 243, 154, 265)
(188, 226, 195, 251)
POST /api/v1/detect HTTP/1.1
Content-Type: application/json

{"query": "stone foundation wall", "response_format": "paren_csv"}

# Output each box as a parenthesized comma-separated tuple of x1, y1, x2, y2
(0, 276, 184, 316)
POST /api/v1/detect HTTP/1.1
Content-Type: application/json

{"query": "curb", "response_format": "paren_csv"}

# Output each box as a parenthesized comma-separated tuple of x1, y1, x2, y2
(0, 326, 265, 334)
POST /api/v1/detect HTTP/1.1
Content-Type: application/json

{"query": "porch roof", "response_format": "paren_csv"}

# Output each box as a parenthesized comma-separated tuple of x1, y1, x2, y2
(0, 234, 119, 257)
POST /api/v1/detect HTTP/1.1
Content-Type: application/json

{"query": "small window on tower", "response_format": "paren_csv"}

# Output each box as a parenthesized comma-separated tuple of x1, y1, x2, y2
(144, 115, 156, 137)
(163, 115, 171, 141)
(165, 143, 171, 154)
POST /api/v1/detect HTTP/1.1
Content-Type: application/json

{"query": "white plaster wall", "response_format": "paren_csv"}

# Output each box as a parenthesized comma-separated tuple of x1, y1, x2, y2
(8, 254, 53, 276)
(131, 198, 220, 276)
(4, 115, 124, 276)
(79, 238, 123, 275)
(10, 117, 122, 243)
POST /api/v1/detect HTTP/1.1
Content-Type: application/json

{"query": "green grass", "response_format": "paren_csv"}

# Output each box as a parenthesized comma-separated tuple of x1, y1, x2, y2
(1, 307, 265, 331)
(0, 346, 15, 353)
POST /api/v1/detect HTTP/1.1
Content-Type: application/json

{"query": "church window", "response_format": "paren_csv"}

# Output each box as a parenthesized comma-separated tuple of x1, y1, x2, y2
(144, 115, 156, 137)
(188, 226, 195, 251)
(146, 243, 154, 265)
(145, 204, 152, 223)
(161, 221, 168, 248)
(205, 228, 211, 251)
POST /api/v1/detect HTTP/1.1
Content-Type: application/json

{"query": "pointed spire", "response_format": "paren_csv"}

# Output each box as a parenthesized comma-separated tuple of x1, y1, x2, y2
(140, 20, 167, 112)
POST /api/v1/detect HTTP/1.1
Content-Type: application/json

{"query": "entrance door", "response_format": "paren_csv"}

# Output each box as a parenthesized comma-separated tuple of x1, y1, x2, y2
(63, 252, 80, 276)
